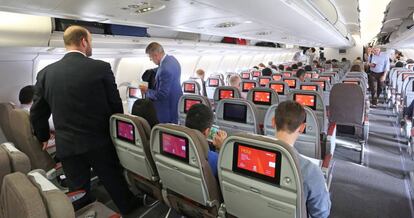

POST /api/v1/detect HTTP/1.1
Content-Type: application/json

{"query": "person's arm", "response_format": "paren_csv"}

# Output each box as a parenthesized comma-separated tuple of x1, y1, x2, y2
(305, 167, 331, 218)
(102, 62, 123, 114)
(146, 66, 173, 101)
(30, 70, 51, 148)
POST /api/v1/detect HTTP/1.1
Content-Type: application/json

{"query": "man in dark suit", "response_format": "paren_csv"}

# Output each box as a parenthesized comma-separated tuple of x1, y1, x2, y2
(139, 42, 183, 123)
(30, 26, 138, 214)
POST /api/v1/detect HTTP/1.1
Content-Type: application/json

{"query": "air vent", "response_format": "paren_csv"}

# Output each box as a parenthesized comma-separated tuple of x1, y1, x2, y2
(215, 22, 239, 28)
(256, 31, 272, 36)
(121, 2, 165, 14)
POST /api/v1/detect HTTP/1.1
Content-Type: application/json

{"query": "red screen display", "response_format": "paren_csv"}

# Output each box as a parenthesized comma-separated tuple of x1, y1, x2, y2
(320, 76, 331, 83)
(305, 73, 312, 78)
(117, 120, 134, 142)
(184, 83, 195, 92)
(237, 145, 277, 178)
(283, 72, 292, 77)
(209, 79, 219, 86)
(272, 74, 282, 81)
(243, 82, 256, 91)
(241, 72, 250, 79)
(301, 85, 317, 91)
(253, 71, 261, 77)
(184, 99, 201, 113)
(259, 78, 271, 86)
(253, 91, 271, 103)
(312, 73, 319, 79)
(315, 81, 325, 90)
(295, 94, 316, 108)
(284, 79, 296, 88)
(219, 90, 234, 99)
(129, 88, 138, 98)
(162, 133, 187, 159)
(270, 84, 284, 94)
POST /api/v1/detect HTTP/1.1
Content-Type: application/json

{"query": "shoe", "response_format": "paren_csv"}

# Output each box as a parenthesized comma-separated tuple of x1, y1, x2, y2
(370, 103, 377, 108)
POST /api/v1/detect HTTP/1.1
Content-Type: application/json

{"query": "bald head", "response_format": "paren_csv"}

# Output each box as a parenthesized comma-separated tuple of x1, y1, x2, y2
(63, 25, 92, 56)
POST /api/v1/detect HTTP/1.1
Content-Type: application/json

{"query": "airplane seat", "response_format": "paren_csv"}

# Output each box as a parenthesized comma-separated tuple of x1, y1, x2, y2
(396, 72, 414, 111)
(177, 94, 212, 125)
(282, 77, 300, 90)
(150, 124, 221, 217)
(213, 86, 242, 107)
(407, 63, 414, 71)
(246, 87, 279, 131)
(268, 81, 290, 103)
(299, 82, 323, 96)
(271, 73, 283, 81)
(329, 83, 367, 164)
(0, 142, 31, 188)
(217, 133, 307, 218)
(182, 80, 201, 95)
(251, 70, 262, 79)
(240, 80, 259, 98)
(320, 73, 337, 85)
(109, 114, 162, 202)
(206, 77, 224, 99)
(239, 71, 251, 80)
(257, 76, 272, 87)
(0, 102, 16, 144)
(288, 90, 327, 134)
(215, 98, 260, 135)
(310, 78, 331, 105)
(126, 86, 140, 114)
(390, 68, 412, 106)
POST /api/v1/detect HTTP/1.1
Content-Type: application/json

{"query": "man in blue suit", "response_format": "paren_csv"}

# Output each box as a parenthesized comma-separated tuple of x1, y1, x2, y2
(139, 42, 182, 123)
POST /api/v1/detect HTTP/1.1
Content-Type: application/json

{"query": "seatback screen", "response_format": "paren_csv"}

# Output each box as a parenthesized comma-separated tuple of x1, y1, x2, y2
(160, 132, 189, 162)
(242, 82, 256, 92)
(241, 72, 250, 79)
(184, 99, 202, 113)
(314, 81, 325, 91)
(184, 83, 195, 93)
(128, 88, 139, 98)
(219, 90, 234, 100)
(223, 103, 247, 123)
(208, 78, 219, 87)
(253, 91, 272, 105)
(232, 143, 281, 185)
(319, 76, 331, 83)
(294, 94, 316, 110)
(116, 120, 135, 143)
(283, 72, 292, 77)
(252, 71, 261, 77)
(259, 78, 271, 86)
(301, 85, 318, 91)
(305, 73, 312, 79)
(270, 84, 284, 95)
(272, 74, 282, 81)
(284, 79, 296, 88)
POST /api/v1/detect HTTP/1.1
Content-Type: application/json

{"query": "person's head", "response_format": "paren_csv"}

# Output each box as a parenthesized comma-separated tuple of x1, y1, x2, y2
(341, 58, 347, 62)
(295, 69, 306, 82)
(285, 67, 292, 71)
(145, 42, 165, 66)
(258, 63, 266, 68)
(395, 61, 404, 68)
(350, 64, 362, 72)
(253, 66, 259, 70)
(366, 46, 372, 53)
(229, 75, 241, 88)
(373, 46, 381, 55)
(262, 67, 272, 76)
(325, 60, 332, 64)
(196, 69, 205, 80)
(310, 47, 316, 53)
(185, 104, 213, 136)
(272, 101, 306, 145)
(19, 85, 35, 105)
(291, 64, 298, 70)
(304, 65, 312, 71)
(312, 60, 319, 66)
(356, 57, 361, 61)
(63, 25, 92, 57)
(131, 99, 159, 129)
(278, 64, 285, 71)
(297, 62, 303, 67)
(407, 59, 414, 64)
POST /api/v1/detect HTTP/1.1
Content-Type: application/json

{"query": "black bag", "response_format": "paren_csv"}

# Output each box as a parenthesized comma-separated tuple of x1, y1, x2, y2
(141, 68, 158, 89)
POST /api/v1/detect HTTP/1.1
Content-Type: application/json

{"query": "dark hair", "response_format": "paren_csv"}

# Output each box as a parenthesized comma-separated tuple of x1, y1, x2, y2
(350, 64, 362, 72)
(291, 64, 298, 70)
(285, 67, 292, 71)
(131, 99, 159, 128)
(407, 59, 414, 64)
(275, 101, 306, 133)
(325, 60, 332, 64)
(185, 104, 213, 133)
(63, 25, 89, 47)
(341, 58, 347, 62)
(304, 65, 312, 71)
(19, 85, 35, 104)
(311, 47, 316, 52)
(278, 64, 285, 71)
(297, 62, 303, 67)
(296, 69, 306, 79)
(262, 68, 272, 76)
(395, 62, 404, 68)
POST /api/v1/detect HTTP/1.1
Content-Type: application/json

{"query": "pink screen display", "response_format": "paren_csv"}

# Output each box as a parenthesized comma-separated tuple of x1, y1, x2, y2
(237, 145, 277, 177)
(162, 133, 187, 159)
(117, 121, 134, 142)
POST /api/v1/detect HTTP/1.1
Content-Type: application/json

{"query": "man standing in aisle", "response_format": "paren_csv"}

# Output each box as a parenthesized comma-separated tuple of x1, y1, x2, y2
(368, 46, 390, 106)
(139, 42, 182, 123)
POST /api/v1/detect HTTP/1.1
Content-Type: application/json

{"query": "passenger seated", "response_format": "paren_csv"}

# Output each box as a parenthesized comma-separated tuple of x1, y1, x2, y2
(278, 64, 284, 71)
(131, 99, 159, 128)
(262, 67, 272, 76)
(229, 75, 245, 98)
(273, 101, 331, 218)
(185, 104, 227, 178)
(395, 61, 404, 68)
(296, 69, 306, 82)
(304, 65, 313, 71)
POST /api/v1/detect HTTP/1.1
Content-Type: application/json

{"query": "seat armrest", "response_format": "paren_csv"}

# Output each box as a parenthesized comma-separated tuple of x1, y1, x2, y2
(327, 122, 336, 136)
(322, 154, 332, 169)
(67, 190, 87, 203)
(326, 122, 336, 155)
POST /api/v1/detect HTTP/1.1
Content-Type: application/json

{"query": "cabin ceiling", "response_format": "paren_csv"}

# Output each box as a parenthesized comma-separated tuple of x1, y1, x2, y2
(381, 0, 414, 35)
(0, 0, 358, 48)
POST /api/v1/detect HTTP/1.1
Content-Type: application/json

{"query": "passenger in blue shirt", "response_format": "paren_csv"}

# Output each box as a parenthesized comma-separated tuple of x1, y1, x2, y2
(368, 46, 390, 106)
(185, 104, 227, 178)
(272, 101, 331, 218)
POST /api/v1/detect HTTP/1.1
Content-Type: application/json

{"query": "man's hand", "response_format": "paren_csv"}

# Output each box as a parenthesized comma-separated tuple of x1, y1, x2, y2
(212, 130, 227, 151)
(139, 85, 148, 94)
(42, 141, 48, 150)
(380, 73, 387, 82)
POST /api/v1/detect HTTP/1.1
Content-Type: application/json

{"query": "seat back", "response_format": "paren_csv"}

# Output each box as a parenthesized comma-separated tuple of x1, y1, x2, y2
(110, 114, 158, 182)
(407, 63, 414, 71)
(218, 133, 307, 218)
(403, 77, 414, 108)
(258, 76, 272, 87)
(206, 77, 225, 99)
(288, 90, 327, 133)
(0, 143, 31, 188)
(282, 71, 293, 78)
(341, 78, 367, 95)
(271, 73, 283, 81)
(8, 110, 55, 171)
(150, 124, 221, 211)
(268, 81, 290, 103)
(1, 171, 75, 218)
(178, 94, 211, 125)
(215, 98, 260, 135)
(299, 82, 323, 96)
(392, 68, 411, 90)
(213, 86, 241, 105)
(397, 71, 414, 94)
(264, 105, 321, 159)
(246, 87, 279, 128)
(251, 70, 262, 79)
(182, 80, 201, 95)
(0, 103, 15, 143)
(283, 77, 300, 89)
(240, 71, 251, 80)
(240, 80, 259, 94)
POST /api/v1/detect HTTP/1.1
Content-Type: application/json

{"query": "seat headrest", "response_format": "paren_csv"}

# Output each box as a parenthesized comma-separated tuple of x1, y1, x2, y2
(268, 81, 290, 95)
(246, 87, 279, 106)
(213, 86, 241, 102)
(288, 90, 324, 111)
(182, 80, 201, 95)
(240, 80, 259, 93)
(178, 94, 211, 114)
(329, 83, 364, 125)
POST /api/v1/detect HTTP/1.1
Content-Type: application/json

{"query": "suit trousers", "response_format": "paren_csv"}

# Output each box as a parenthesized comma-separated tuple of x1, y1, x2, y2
(61, 145, 137, 214)
(368, 72, 385, 104)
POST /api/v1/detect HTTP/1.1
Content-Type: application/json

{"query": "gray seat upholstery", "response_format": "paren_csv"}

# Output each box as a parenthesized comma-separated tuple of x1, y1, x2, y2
(218, 133, 307, 218)
(268, 81, 290, 103)
(257, 76, 272, 87)
(282, 77, 300, 89)
(206, 76, 225, 99)
(251, 70, 262, 79)
(0, 143, 31, 188)
(8, 109, 55, 171)
(240, 71, 251, 80)
(246, 87, 279, 129)
(215, 98, 260, 135)
(271, 73, 283, 81)
(310, 78, 331, 105)
(177, 94, 211, 125)
(240, 80, 259, 94)
(0, 103, 15, 144)
(150, 124, 221, 217)
(213, 86, 241, 106)
(110, 113, 162, 201)
(299, 82, 323, 97)
(182, 80, 201, 95)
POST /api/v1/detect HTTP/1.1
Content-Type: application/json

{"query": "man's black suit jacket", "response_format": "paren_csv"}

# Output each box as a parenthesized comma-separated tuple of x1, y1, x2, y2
(31, 52, 123, 159)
